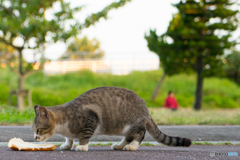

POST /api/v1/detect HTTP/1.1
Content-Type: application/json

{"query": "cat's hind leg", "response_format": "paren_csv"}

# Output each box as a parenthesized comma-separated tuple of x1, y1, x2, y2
(111, 137, 130, 150)
(60, 137, 74, 150)
(124, 126, 146, 151)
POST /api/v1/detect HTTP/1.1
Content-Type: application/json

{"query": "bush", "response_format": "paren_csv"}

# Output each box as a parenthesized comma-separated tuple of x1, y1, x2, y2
(223, 50, 240, 85)
(0, 68, 239, 108)
(0, 104, 34, 124)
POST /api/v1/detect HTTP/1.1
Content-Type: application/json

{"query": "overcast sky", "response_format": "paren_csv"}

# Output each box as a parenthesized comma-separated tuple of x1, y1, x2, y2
(23, 0, 240, 62)
(24, 0, 180, 61)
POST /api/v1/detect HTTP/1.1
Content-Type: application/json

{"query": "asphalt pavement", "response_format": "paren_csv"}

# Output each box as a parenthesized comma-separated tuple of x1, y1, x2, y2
(0, 125, 239, 142)
(1, 145, 240, 160)
(1, 125, 240, 160)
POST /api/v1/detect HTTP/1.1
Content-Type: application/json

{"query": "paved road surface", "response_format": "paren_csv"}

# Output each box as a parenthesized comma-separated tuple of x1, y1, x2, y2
(1, 125, 240, 142)
(1, 145, 239, 160)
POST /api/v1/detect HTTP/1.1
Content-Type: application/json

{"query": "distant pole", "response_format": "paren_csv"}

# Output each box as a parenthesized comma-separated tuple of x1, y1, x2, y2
(151, 72, 166, 100)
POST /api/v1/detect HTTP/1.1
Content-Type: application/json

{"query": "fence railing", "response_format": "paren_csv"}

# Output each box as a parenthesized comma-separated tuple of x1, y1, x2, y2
(0, 51, 160, 75)
(44, 58, 159, 75)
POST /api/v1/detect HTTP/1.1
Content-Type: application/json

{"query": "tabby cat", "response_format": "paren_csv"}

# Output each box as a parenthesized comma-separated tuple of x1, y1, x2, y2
(32, 87, 191, 151)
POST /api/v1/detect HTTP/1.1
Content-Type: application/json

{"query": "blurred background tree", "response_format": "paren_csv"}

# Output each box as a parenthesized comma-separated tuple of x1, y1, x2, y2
(223, 50, 240, 85)
(0, 42, 17, 62)
(61, 36, 104, 60)
(146, 0, 239, 110)
(145, 19, 192, 100)
(0, 0, 131, 109)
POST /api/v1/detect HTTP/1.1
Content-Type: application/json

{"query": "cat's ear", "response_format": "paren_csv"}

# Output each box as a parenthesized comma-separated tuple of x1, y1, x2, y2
(34, 105, 40, 116)
(34, 105, 49, 119)
(39, 107, 49, 119)
(34, 105, 39, 113)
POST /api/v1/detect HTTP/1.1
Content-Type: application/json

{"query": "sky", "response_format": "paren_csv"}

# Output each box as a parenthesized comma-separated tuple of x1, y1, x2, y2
(24, 0, 180, 61)
(23, 0, 240, 62)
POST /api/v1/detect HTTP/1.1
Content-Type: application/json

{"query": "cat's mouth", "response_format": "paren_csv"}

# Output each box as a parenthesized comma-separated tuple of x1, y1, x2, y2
(40, 137, 47, 142)
(35, 136, 40, 141)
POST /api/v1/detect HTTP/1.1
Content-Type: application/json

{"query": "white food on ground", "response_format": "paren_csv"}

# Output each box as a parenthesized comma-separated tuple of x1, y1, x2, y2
(8, 138, 55, 151)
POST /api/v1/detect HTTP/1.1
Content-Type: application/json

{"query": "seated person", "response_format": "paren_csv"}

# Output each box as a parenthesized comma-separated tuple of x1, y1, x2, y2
(163, 91, 179, 111)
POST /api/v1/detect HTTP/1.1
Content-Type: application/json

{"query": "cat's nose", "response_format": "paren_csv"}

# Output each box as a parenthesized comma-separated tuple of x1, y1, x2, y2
(34, 133, 39, 140)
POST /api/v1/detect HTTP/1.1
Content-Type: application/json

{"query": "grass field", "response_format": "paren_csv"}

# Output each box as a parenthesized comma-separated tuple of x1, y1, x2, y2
(0, 68, 240, 109)
(0, 104, 239, 125)
(149, 108, 240, 125)
(48, 141, 240, 147)
(3, 141, 240, 147)
(0, 68, 240, 125)
(0, 104, 34, 125)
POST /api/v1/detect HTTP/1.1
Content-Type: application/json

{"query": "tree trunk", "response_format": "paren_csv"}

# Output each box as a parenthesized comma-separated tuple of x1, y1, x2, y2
(193, 56, 204, 110)
(151, 72, 167, 100)
(17, 49, 25, 110)
(17, 75, 25, 110)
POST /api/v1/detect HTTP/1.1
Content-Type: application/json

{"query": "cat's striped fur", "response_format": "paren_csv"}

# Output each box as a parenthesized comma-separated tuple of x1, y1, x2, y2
(32, 87, 191, 151)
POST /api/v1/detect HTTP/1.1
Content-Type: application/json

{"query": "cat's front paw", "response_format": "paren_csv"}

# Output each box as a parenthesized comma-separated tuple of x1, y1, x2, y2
(124, 142, 140, 151)
(60, 143, 72, 150)
(111, 143, 124, 150)
(75, 144, 88, 152)
(124, 144, 138, 151)
(124, 140, 139, 151)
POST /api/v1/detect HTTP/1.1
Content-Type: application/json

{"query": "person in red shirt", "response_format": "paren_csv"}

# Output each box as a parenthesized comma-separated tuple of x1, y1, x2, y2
(164, 91, 179, 111)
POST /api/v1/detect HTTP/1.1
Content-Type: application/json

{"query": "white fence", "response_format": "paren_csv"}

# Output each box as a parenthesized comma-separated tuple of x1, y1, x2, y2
(0, 51, 160, 75)
(44, 58, 159, 75)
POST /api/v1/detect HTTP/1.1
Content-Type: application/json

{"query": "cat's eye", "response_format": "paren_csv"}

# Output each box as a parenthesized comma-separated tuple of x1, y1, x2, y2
(36, 129, 39, 134)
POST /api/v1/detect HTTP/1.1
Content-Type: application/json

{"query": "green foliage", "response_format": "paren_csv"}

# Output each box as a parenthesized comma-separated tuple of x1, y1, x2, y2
(83, 0, 131, 28)
(0, 42, 15, 53)
(0, 0, 130, 62)
(0, 104, 34, 124)
(0, 68, 239, 109)
(61, 36, 104, 59)
(0, 42, 17, 62)
(0, 84, 9, 103)
(146, 0, 239, 76)
(1, 103, 240, 125)
(223, 50, 240, 85)
(0, 0, 131, 109)
(0, 0, 131, 48)
(145, 0, 239, 110)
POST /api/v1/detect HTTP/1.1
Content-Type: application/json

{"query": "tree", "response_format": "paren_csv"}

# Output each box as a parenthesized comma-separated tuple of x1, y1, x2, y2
(61, 36, 104, 59)
(146, 0, 239, 110)
(223, 50, 240, 85)
(145, 15, 192, 100)
(0, 0, 131, 109)
(0, 42, 17, 62)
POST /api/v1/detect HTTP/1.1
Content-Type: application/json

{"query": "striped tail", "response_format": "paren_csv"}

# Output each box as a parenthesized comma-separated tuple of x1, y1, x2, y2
(146, 117, 191, 147)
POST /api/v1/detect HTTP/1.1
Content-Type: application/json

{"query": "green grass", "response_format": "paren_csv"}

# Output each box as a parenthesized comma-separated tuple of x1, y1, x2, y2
(0, 104, 239, 125)
(88, 142, 113, 147)
(192, 141, 240, 145)
(0, 104, 34, 125)
(3, 141, 240, 147)
(149, 108, 240, 125)
(52, 141, 240, 147)
(141, 142, 156, 146)
(0, 68, 240, 125)
(54, 142, 114, 147)
(0, 68, 240, 109)
(141, 141, 240, 146)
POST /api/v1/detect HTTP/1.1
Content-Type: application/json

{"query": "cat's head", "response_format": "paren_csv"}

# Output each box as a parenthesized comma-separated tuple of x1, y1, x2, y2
(32, 105, 55, 142)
